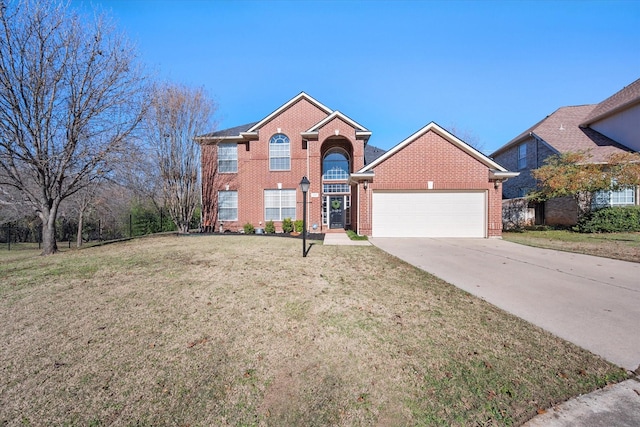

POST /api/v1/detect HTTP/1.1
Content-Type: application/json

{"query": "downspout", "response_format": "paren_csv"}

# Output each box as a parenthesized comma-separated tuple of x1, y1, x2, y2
(356, 184, 360, 235)
(306, 140, 310, 232)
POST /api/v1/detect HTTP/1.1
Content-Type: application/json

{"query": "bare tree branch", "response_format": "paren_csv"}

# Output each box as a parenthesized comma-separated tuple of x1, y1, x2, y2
(145, 83, 216, 233)
(0, 0, 148, 254)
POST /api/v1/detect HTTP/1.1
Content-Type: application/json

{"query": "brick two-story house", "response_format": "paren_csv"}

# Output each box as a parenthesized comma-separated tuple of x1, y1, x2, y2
(197, 92, 517, 238)
(491, 78, 640, 226)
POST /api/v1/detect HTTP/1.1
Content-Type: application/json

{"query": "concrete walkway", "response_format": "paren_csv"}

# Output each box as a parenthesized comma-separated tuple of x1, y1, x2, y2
(370, 237, 640, 426)
(323, 232, 371, 246)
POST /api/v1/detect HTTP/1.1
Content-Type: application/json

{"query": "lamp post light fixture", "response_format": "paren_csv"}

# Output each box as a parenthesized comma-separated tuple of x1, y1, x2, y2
(299, 176, 310, 257)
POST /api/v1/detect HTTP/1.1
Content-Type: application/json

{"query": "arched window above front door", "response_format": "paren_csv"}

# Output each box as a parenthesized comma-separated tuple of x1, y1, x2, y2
(322, 151, 349, 181)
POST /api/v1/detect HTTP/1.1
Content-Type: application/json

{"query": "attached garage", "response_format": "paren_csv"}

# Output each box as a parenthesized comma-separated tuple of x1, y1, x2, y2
(372, 190, 487, 238)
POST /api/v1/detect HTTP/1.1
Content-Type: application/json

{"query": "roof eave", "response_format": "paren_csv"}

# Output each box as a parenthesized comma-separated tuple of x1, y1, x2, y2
(490, 170, 520, 180)
(356, 131, 372, 140)
(239, 132, 259, 140)
(349, 171, 375, 184)
(195, 135, 244, 144)
(580, 99, 640, 127)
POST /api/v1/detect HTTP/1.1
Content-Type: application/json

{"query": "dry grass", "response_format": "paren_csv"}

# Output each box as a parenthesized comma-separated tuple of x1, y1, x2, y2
(503, 230, 640, 263)
(0, 235, 629, 426)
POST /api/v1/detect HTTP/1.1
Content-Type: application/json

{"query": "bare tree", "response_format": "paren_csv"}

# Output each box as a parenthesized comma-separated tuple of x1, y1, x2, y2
(446, 122, 485, 153)
(0, 0, 148, 254)
(146, 83, 216, 233)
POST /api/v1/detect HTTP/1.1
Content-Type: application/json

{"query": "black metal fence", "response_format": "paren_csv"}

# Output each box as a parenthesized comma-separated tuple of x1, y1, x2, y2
(1, 211, 177, 250)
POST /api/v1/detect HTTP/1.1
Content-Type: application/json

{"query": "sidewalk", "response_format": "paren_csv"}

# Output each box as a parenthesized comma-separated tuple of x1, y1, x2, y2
(523, 376, 640, 427)
(322, 232, 371, 246)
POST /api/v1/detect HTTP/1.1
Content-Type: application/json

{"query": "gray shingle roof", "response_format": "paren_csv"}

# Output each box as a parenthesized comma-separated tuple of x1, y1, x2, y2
(364, 144, 386, 165)
(198, 122, 258, 139)
(581, 78, 640, 126)
(492, 105, 633, 162)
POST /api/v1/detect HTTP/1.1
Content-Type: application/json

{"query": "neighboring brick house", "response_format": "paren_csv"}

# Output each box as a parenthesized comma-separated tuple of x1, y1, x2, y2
(491, 78, 640, 226)
(196, 92, 517, 238)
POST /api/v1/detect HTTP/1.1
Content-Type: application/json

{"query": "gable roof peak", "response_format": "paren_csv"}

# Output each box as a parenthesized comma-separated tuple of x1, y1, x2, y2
(358, 121, 507, 173)
(247, 92, 333, 132)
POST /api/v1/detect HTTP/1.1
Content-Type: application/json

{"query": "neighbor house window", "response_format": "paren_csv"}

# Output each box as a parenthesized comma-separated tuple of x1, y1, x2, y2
(265, 189, 296, 221)
(218, 143, 237, 173)
(611, 188, 636, 205)
(269, 133, 290, 170)
(517, 143, 527, 169)
(218, 191, 237, 221)
(594, 187, 636, 207)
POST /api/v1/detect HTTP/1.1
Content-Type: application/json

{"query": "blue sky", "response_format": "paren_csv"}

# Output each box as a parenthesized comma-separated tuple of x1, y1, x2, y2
(71, 0, 640, 154)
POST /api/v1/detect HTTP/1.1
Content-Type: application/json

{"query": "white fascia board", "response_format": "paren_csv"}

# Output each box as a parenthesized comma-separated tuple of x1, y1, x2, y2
(247, 92, 333, 132)
(358, 122, 508, 173)
(355, 131, 372, 140)
(194, 135, 242, 144)
(300, 131, 318, 140)
(305, 110, 370, 133)
(349, 171, 375, 184)
(239, 131, 259, 140)
(490, 170, 520, 180)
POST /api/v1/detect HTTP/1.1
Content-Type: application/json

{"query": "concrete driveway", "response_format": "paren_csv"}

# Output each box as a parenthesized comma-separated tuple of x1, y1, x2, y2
(370, 238, 640, 372)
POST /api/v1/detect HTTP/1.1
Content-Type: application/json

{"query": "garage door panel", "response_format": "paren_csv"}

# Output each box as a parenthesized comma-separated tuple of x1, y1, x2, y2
(372, 191, 486, 238)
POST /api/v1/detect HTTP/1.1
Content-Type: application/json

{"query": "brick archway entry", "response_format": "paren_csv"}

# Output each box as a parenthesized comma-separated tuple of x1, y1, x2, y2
(321, 138, 353, 231)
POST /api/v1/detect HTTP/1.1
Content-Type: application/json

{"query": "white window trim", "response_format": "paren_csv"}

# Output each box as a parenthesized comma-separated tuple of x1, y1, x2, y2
(269, 134, 291, 171)
(218, 143, 238, 173)
(264, 189, 296, 221)
(218, 190, 238, 221)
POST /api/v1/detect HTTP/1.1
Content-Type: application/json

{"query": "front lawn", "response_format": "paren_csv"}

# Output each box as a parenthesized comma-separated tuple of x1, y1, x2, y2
(0, 235, 629, 426)
(503, 229, 640, 263)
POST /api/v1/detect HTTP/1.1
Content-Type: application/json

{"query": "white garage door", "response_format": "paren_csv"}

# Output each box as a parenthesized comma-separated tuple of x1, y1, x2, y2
(372, 191, 486, 238)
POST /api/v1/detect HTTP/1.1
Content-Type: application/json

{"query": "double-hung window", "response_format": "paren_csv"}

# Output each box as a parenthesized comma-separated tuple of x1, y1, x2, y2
(594, 187, 636, 207)
(265, 189, 296, 221)
(269, 134, 290, 170)
(517, 143, 527, 169)
(218, 191, 238, 221)
(610, 188, 636, 206)
(218, 143, 238, 173)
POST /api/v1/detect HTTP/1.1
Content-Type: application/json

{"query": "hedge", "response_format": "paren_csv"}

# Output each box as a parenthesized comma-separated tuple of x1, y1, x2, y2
(574, 206, 640, 233)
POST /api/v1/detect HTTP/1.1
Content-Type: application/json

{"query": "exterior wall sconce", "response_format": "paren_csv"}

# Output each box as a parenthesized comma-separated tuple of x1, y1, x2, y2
(363, 180, 368, 190)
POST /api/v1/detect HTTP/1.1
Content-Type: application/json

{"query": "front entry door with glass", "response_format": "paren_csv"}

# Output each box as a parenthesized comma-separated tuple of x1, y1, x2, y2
(329, 196, 344, 229)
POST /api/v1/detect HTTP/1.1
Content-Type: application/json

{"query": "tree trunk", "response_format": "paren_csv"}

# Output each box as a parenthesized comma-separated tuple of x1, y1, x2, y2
(40, 205, 59, 256)
(76, 210, 84, 248)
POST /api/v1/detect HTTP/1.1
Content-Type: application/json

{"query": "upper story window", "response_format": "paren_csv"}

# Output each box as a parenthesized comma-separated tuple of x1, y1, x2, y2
(218, 143, 237, 173)
(269, 133, 290, 170)
(517, 143, 527, 169)
(322, 151, 350, 181)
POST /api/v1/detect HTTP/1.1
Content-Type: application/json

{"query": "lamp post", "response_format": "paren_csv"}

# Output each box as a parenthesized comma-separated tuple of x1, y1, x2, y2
(299, 176, 310, 257)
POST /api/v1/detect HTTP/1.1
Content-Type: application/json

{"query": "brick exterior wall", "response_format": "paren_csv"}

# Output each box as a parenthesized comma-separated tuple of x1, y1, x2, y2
(545, 196, 579, 225)
(202, 96, 509, 238)
(201, 98, 366, 233)
(493, 137, 555, 199)
(354, 130, 504, 237)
